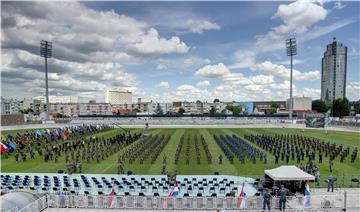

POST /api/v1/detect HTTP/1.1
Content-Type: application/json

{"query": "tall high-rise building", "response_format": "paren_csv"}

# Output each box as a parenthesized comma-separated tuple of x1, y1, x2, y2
(105, 89, 132, 104)
(321, 37, 347, 105)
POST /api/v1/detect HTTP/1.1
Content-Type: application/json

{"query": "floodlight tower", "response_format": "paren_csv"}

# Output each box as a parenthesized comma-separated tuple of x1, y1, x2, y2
(286, 38, 297, 121)
(40, 40, 52, 121)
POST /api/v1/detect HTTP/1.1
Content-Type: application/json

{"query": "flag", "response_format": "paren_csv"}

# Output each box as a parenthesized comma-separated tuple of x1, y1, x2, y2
(0, 142, 8, 153)
(304, 183, 311, 207)
(107, 182, 115, 207)
(63, 130, 69, 140)
(164, 182, 180, 207)
(237, 182, 245, 208)
(7, 141, 16, 154)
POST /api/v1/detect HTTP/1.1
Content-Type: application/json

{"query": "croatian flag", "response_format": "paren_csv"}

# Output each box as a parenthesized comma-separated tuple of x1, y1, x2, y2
(107, 182, 115, 207)
(171, 184, 180, 198)
(304, 183, 311, 207)
(0, 142, 8, 153)
(164, 182, 180, 207)
(237, 182, 245, 208)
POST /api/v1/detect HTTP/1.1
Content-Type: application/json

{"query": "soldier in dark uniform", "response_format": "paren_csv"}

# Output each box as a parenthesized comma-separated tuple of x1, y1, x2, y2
(278, 185, 289, 211)
(329, 159, 333, 173)
(219, 155, 223, 165)
(263, 189, 272, 211)
(162, 164, 166, 175)
(264, 154, 267, 164)
(286, 154, 290, 164)
(275, 154, 279, 164)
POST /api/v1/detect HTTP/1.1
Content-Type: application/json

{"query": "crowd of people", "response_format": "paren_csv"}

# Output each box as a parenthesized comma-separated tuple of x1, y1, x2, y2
(201, 135, 212, 164)
(214, 134, 267, 164)
(245, 134, 358, 166)
(119, 134, 170, 165)
(1, 124, 113, 163)
(174, 134, 184, 165)
(66, 132, 142, 174)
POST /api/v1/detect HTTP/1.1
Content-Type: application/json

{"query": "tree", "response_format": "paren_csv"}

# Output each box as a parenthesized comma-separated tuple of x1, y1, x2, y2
(213, 99, 220, 103)
(155, 103, 163, 115)
(209, 106, 216, 115)
(20, 108, 33, 114)
(226, 104, 242, 115)
(331, 98, 350, 118)
(312, 99, 328, 113)
(56, 113, 63, 118)
(269, 102, 280, 114)
(355, 104, 360, 114)
(340, 98, 350, 117)
(178, 107, 185, 115)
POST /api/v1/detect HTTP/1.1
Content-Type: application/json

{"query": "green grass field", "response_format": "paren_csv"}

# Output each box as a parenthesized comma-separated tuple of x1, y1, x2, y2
(1, 128, 359, 187)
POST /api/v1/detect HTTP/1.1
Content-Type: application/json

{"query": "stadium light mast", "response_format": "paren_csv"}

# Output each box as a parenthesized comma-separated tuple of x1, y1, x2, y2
(286, 38, 297, 121)
(40, 40, 52, 121)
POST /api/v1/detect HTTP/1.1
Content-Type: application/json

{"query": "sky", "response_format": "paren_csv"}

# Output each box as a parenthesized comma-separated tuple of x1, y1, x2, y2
(1, 0, 359, 103)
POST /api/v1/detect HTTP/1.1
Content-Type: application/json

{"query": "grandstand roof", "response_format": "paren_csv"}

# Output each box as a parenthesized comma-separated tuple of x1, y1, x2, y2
(0, 191, 41, 211)
(265, 165, 315, 181)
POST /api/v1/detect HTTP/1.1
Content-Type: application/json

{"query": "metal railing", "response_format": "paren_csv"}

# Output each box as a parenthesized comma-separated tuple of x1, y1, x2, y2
(7, 192, 359, 211)
(45, 194, 352, 210)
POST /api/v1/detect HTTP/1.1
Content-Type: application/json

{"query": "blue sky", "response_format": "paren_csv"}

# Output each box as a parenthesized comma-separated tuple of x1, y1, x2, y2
(1, 1, 359, 102)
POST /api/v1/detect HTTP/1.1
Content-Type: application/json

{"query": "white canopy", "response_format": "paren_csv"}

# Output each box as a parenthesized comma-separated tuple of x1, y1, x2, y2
(265, 165, 315, 181)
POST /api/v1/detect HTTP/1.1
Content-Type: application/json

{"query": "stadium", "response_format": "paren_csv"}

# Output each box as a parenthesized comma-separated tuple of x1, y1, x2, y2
(1, 1, 360, 212)
(1, 116, 359, 211)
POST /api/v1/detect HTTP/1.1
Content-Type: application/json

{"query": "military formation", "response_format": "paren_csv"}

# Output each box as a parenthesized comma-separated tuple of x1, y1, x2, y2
(174, 134, 184, 165)
(119, 134, 171, 165)
(245, 134, 358, 166)
(201, 135, 212, 164)
(185, 135, 191, 165)
(194, 136, 201, 165)
(3, 124, 112, 163)
(65, 132, 141, 174)
(214, 134, 267, 164)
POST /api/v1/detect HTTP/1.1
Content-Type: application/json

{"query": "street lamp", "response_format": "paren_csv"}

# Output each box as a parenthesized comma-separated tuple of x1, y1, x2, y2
(286, 38, 297, 121)
(40, 40, 52, 121)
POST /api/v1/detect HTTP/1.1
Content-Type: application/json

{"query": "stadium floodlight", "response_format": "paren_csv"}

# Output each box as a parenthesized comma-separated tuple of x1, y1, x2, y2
(40, 40, 52, 121)
(286, 38, 297, 121)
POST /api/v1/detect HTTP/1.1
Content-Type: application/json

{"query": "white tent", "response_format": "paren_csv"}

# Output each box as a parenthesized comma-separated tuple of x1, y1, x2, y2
(265, 165, 315, 181)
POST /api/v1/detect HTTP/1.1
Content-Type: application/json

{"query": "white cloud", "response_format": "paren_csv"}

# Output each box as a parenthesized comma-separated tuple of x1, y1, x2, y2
(251, 60, 320, 81)
(302, 88, 321, 99)
(1, 2, 193, 100)
(156, 63, 167, 70)
(186, 19, 221, 34)
(272, 0, 328, 34)
(126, 28, 189, 56)
(347, 82, 360, 101)
(194, 63, 230, 78)
(155, 81, 170, 89)
(229, 50, 256, 69)
(184, 57, 211, 67)
(223, 73, 274, 86)
(333, 2, 345, 10)
(196, 80, 211, 87)
(255, 0, 328, 52)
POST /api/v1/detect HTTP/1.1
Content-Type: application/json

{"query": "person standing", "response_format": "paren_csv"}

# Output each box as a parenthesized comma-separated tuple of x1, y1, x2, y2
(278, 185, 289, 211)
(329, 158, 333, 173)
(327, 176, 335, 192)
(262, 189, 272, 211)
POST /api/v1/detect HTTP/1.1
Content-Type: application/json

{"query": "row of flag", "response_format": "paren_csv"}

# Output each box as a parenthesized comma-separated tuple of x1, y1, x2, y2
(73, 180, 311, 208)
(1, 124, 113, 155)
